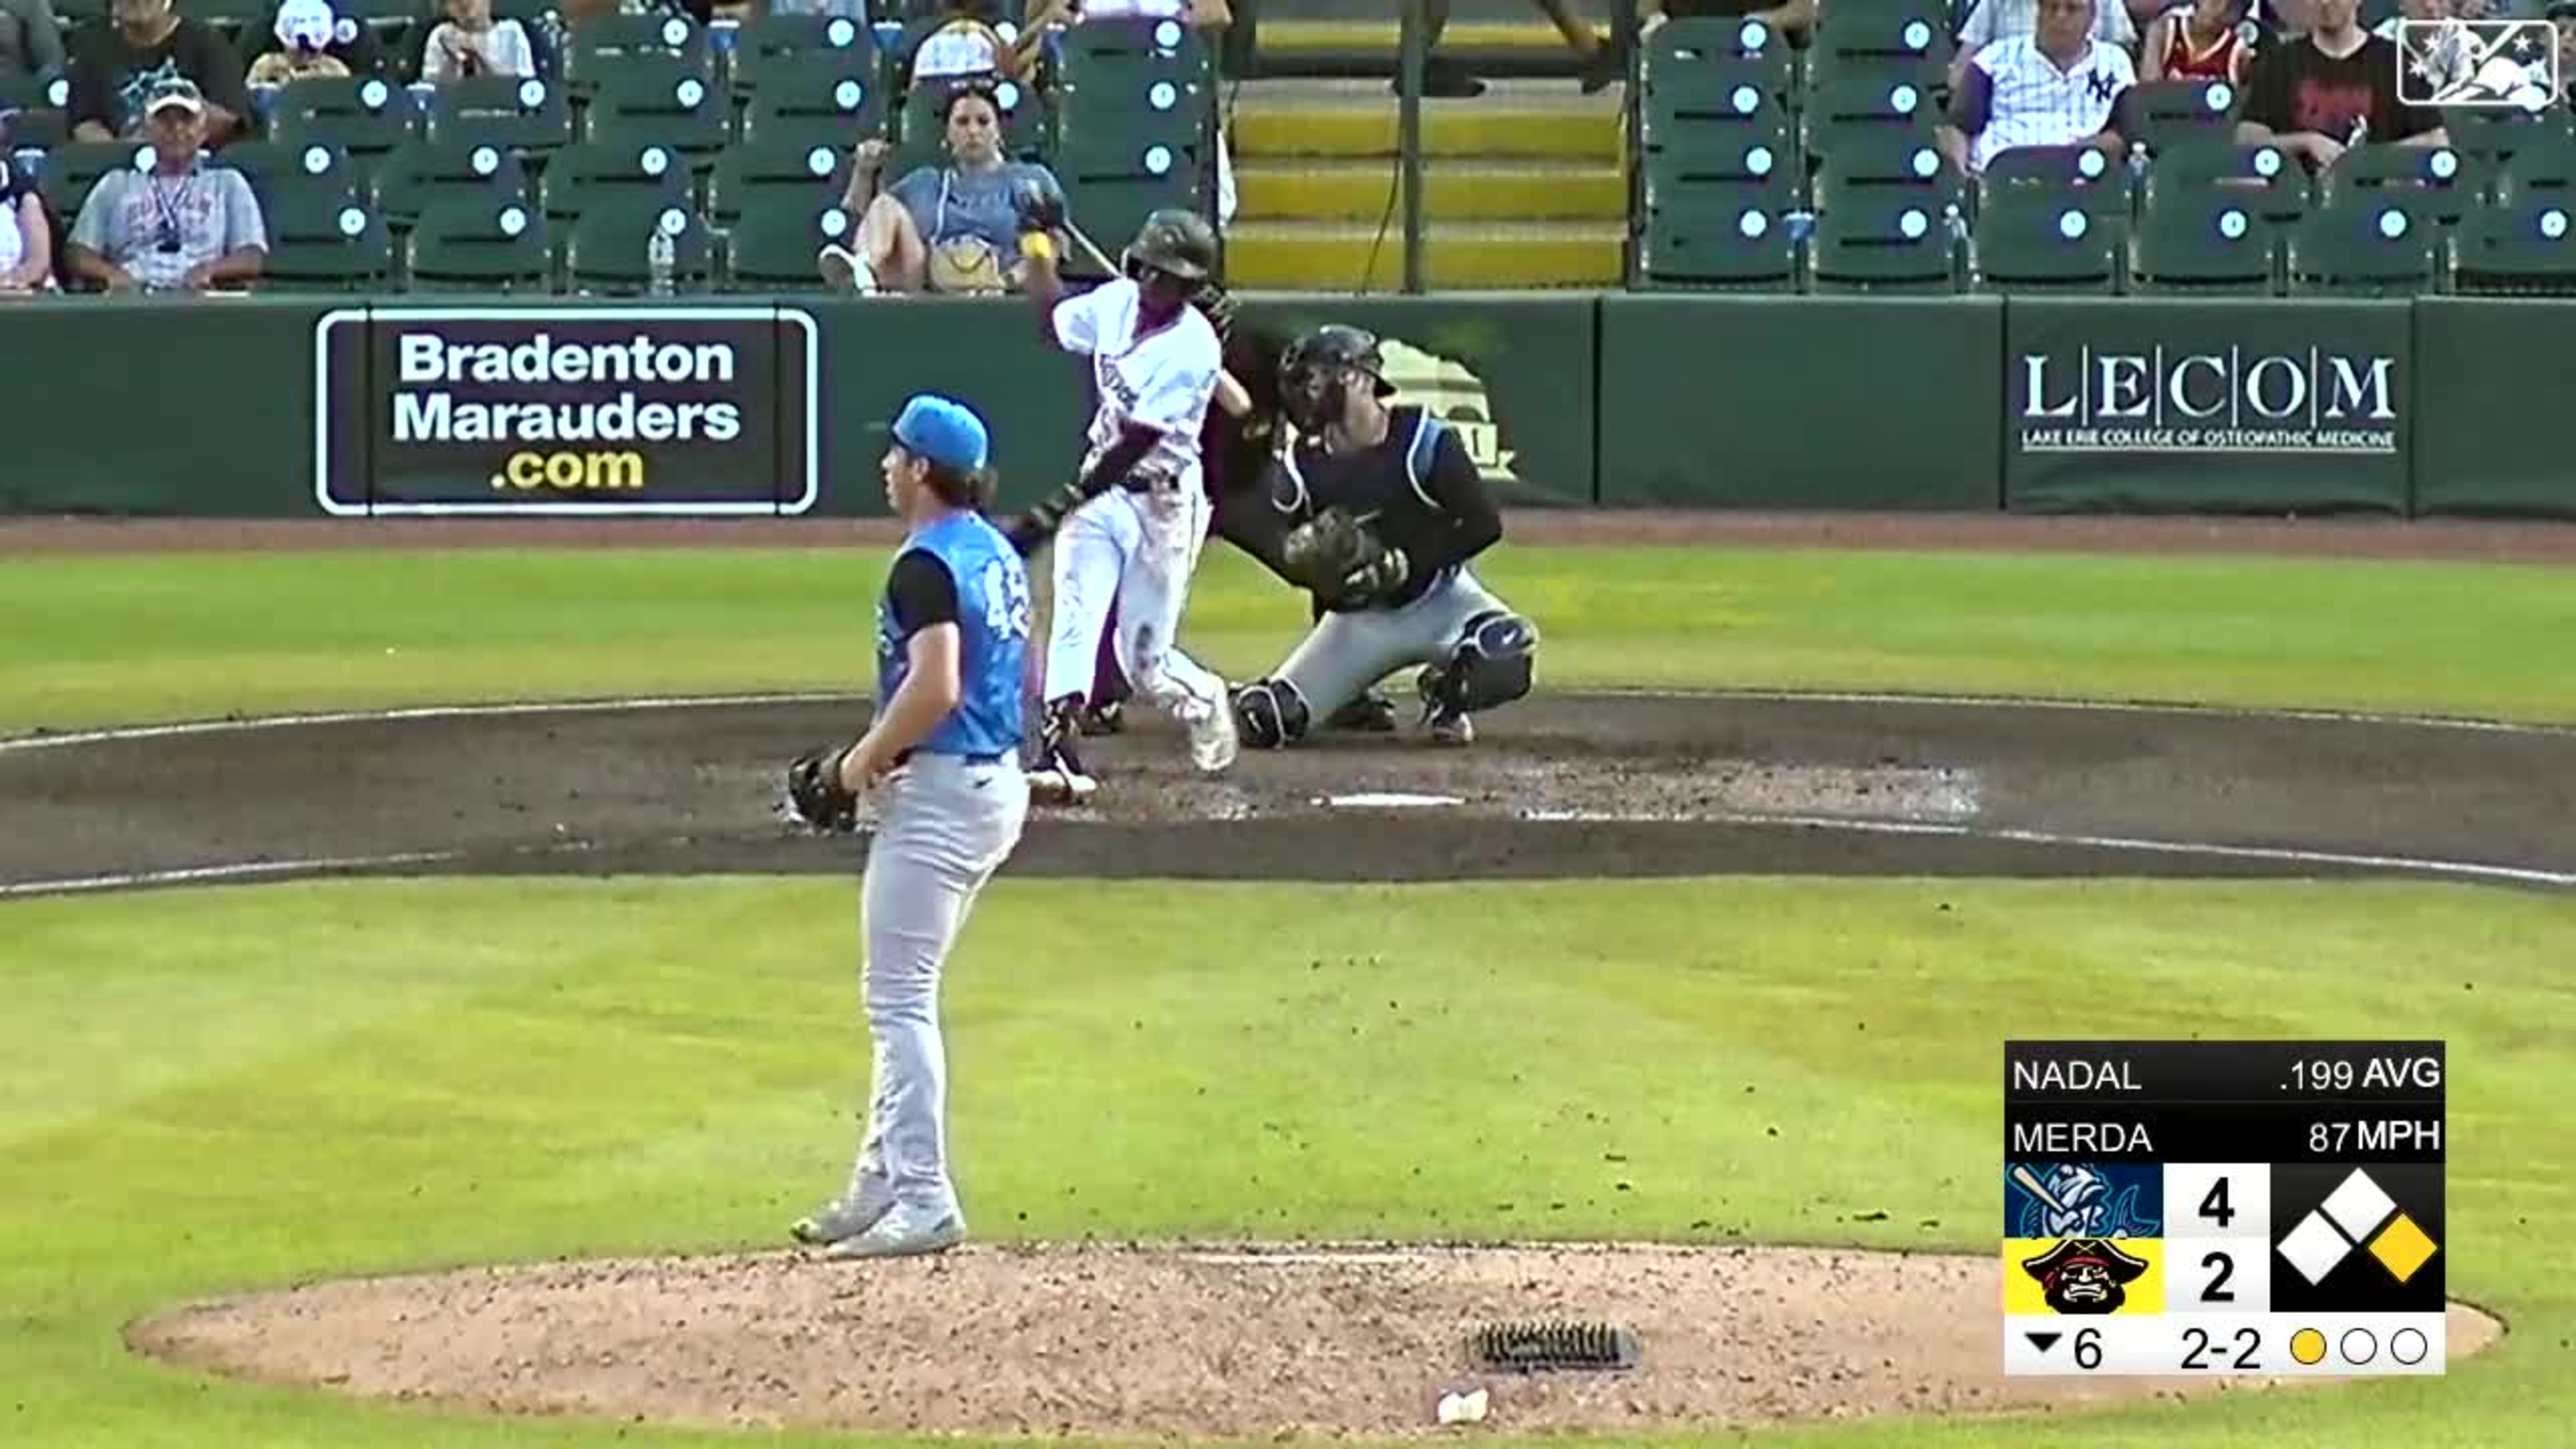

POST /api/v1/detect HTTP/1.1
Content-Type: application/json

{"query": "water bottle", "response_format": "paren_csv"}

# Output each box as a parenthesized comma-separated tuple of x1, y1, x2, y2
(647, 228, 675, 296)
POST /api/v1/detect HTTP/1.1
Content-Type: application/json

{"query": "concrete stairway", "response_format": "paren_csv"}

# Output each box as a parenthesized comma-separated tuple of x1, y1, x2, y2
(1222, 24, 1627, 290)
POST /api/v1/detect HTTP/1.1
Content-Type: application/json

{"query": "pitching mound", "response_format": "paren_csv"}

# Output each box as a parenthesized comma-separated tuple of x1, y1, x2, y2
(132, 1242, 2501, 1439)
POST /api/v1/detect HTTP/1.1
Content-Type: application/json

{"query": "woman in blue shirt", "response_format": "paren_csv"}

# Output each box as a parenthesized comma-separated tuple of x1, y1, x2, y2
(824, 78, 1066, 295)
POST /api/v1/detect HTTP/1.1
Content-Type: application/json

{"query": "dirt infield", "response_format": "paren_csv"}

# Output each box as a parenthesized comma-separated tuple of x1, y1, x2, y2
(130, 1244, 2503, 1440)
(9, 511, 2576, 562)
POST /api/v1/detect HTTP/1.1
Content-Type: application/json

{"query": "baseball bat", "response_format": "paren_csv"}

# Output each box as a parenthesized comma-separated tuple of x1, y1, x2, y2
(2011, 1164, 2070, 1216)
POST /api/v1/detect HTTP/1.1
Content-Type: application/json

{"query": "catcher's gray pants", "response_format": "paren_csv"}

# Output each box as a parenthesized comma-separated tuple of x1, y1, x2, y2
(849, 753, 1029, 1218)
(1276, 567, 1511, 720)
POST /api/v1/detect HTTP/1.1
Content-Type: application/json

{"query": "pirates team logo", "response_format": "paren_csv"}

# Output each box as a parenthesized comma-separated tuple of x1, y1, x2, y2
(2021, 1238, 2153, 1315)
(2397, 19, 2560, 110)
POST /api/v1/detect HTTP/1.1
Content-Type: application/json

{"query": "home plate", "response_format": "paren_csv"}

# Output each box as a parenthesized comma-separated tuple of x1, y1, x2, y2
(1316, 792, 1464, 809)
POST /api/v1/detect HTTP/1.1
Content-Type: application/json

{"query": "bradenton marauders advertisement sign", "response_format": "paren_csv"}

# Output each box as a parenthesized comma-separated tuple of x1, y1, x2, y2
(314, 307, 819, 515)
(2004, 300, 2411, 513)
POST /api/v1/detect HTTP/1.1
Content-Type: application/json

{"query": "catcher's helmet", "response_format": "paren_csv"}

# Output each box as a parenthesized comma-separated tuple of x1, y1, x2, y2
(1280, 323, 1397, 432)
(1122, 207, 1219, 285)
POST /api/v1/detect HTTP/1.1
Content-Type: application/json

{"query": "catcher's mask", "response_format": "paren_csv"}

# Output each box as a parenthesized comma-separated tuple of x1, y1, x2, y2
(1122, 207, 1218, 295)
(1280, 323, 1395, 435)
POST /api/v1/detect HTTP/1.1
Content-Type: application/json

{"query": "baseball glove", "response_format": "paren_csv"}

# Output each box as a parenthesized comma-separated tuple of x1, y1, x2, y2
(784, 745, 859, 833)
(1281, 506, 1409, 607)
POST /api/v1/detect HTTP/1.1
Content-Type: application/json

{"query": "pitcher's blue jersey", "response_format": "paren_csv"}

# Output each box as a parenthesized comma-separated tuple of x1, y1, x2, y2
(877, 511, 1030, 758)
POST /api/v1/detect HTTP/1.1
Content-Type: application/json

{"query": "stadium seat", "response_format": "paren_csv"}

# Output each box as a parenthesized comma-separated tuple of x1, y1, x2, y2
(212, 139, 354, 212)
(740, 55, 891, 152)
(707, 138, 850, 228)
(1981, 144, 2135, 225)
(2148, 139, 2311, 230)
(2128, 189, 2277, 292)
(2496, 132, 2576, 199)
(1807, 7, 1951, 94)
(1816, 128, 1963, 208)
(1641, 118, 1797, 190)
(2451, 194, 2576, 294)
(730, 13, 881, 103)
(2442, 105, 2567, 171)
(259, 189, 393, 292)
(1632, 181, 1798, 291)
(37, 140, 146, 219)
(1055, 16, 1215, 99)
(1971, 183, 2121, 294)
(538, 141, 694, 228)
(1810, 180, 1959, 292)
(406, 196, 552, 290)
(1055, 172, 1205, 267)
(2285, 199, 2441, 297)
(720, 199, 851, 291)
(583, 61, 733, 157)
(2123, 79, 2241, 159)
(425, 76, 574, 157)
(564, 195, 714, 293)
(371, 138, 532, 230)
(2321, 144, 2486, 231)
(269, 76, 420, 178)
(1801, 74, 1940, 163)
(565, 13, 715, 94)
(1636, 17, 1795, 110)
(0, 72, 68, 150)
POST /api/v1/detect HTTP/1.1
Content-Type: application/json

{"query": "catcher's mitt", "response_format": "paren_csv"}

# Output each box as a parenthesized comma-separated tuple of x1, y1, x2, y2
(784, 745, 859, 833)
(1281, 506, 1409, 607)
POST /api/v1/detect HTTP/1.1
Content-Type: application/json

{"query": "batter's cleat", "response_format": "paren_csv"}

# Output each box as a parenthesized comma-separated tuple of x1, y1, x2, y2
(1026, 762, 1100, 805)
(1326, 690, 1401, 734)
(1426, 708, 1476, 747)
(792, 1185, 893, 1247)
(1187, 697, 1240, 773)
(823, 1203, 966, 1260)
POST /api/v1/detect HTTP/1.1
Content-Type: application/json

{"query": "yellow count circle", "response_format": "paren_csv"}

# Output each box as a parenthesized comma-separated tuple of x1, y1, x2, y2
(2291, 1328, 2328, 1365)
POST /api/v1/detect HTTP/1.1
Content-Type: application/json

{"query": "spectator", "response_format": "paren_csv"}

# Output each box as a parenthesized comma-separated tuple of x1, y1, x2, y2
(1, 0, 66, 85)
(68, 0, 251, 146)
(245, 0, 380, 86)
(419, 0, 538, 83)
(1943, 0, 2135, 174)
(1641, 0, 1815, 49)
(1418, 0, 1619, 98)
(2555, 0, 2576, 107)
(66, 77, 265, 292)
(1953, 0, 2137, 91)
(907, 0, 1041, 84)
(820, 78, 1066, 295)
(2237, 0, 2443, 170)
(2141, 0, 2251, 83)
(0, 151, 55, 292)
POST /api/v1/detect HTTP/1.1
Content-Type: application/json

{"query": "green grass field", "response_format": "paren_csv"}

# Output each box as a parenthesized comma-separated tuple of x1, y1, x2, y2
(3, 543, 2572, 1448)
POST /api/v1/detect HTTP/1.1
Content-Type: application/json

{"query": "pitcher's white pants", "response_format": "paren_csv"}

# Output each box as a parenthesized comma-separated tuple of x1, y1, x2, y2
(1040, 482, 1228, 729)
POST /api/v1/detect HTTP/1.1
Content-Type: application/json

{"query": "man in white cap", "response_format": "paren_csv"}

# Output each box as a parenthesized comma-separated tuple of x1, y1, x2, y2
(65, 77, 266, 293)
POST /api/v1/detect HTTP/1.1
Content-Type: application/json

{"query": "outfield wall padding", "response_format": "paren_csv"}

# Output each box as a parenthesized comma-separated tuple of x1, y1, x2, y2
(0, 292, 2567, 519)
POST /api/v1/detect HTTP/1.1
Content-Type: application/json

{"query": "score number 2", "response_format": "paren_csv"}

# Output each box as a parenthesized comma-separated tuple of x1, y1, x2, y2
(2182, 1327, 2262, 1371)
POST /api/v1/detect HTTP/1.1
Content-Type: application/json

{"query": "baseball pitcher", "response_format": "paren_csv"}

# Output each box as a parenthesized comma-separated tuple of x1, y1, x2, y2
(783, 394, 1031, 1261)
(1230, 324, 1539, 748)
(1002, 198, 1238, 800)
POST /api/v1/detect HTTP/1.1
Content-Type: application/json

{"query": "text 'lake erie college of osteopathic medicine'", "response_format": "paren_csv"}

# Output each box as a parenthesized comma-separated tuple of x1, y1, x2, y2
(313, 307, 819, 516)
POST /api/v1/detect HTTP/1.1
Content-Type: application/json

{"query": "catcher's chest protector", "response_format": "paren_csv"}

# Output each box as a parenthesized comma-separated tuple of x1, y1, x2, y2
(1274, 406, 1445, 529)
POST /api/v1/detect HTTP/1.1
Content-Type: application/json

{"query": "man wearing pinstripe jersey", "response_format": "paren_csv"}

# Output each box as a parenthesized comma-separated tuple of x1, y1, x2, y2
(1943, 0, 2138, 175)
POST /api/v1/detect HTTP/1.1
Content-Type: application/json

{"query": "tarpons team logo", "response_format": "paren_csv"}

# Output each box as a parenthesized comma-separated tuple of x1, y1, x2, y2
(2008, 1162, 2162, 1240)
(1378, 340, 1522, 486)
(2397, 20, 2560, 110)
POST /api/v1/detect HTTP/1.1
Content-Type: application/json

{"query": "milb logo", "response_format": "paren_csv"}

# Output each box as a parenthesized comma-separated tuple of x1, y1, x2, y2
(2397, 20, 2560, 109)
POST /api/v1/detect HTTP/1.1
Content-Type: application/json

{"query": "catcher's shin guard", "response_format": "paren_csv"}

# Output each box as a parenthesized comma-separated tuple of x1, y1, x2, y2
(1232, 678, 1311, 749)
(1425, 611, 1539, 715)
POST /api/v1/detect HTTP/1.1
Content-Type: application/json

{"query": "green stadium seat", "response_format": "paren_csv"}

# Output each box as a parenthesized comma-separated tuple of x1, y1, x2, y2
(1801, 74, 1940, 162)
(259, 189, 393, 292)
(2321, 143, 2486, 231)
(1980, 144, 2135, 225)
(2285, 198, 2441, 297)
(1971, 184, 2121, 294)
(708, 137, 850, 228)
(269, 76, 421, 178)
(2148, 139, 2311, 230)
(730, 12, 880, 102)
(1640, 59, 1793, 153)
(720, 197, 850, 291)
(584, 62, 733, 156)
(565, 14, 715, 94)
(2128, 189, 2277, 293)
(1056, 172, 1203, 266)
(1816, 128, 1963, 208)
(2123, 78, 2242, 159)
(539, 141, 693, 228)
(2451, 194, 2576, 294)
(1636, 17, 1795, 109)
(39, 140, 147, 220)
(407, 195, 551, 290)
(1055, 16, 1214, 98)
(1054, 96, 1201, 194)
(565, 194, 713, 293)
(425, 76, 574, 156)
(1807, 9, 1951, 94)
(2496, 132, 2576, 199)
(740, 55, 891, 151)
(1642, 117, 1796, 189)
(1633, 181, 1798, 291)
(1810, 181, 1958, 292)
(1, 72, 68, 149)
(211, 139, 354, 211)
(371, 138, 531, 229)
(2442, 105, 2567, 171)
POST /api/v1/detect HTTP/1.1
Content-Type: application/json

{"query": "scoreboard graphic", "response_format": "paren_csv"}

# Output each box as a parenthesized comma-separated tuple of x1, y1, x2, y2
(2003, 1041, 2446, 1377)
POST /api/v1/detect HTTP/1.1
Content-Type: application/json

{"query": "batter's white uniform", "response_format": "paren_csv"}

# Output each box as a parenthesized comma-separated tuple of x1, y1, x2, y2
(1041, 278, 1231, 733)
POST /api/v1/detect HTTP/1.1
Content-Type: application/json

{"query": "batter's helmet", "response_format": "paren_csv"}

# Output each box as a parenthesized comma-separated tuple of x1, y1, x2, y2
(1123, 207, 1219, 285)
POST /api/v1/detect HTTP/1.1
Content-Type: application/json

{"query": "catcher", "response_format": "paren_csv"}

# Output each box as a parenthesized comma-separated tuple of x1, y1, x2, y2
(1230, 324, 1539, 748)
